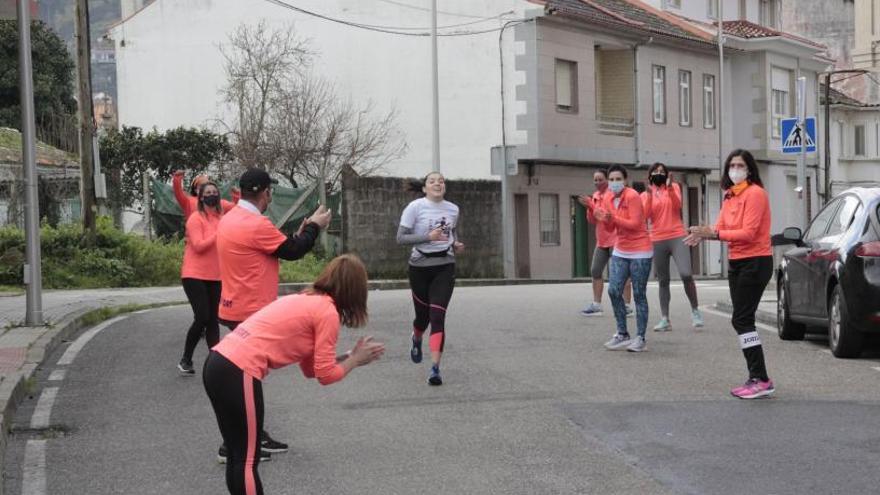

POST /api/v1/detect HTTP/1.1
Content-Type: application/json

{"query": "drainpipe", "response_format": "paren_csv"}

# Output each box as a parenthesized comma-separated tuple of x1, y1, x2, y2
(633, 37, 653, 167)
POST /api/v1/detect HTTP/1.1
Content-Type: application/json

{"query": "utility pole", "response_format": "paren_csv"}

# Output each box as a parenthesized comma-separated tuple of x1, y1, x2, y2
(716, 0, 727, 277)
(17, 0, 43, 326)
(430, 0, 440, 172)
(75, 0, 97, 235)
(796, 76, 808, 230)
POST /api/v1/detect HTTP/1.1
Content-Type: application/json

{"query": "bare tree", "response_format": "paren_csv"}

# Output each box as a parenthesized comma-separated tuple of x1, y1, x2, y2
(218, 20, 311, 171)
(219, 22, 407, 189)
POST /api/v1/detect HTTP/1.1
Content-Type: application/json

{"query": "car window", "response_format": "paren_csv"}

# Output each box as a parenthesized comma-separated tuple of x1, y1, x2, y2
(803, 199, 841, 242)
(824, 195, 861, 238)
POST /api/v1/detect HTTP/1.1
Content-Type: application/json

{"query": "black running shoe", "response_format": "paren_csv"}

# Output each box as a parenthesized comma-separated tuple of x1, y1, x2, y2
(427, 365, 442, 386)
(410, 335, 423, 364)
(217, 444, 271, 464)
(260, 432, 289, 453)
(177, 359, 195, 375)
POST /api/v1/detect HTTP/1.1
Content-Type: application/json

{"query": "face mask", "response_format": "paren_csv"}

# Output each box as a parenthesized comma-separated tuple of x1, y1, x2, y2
(202, 195, 219, 207)
(595, 182, 608, 192)
(728, 168, 748, 185)
(609, 181, 625, 194)
(650, 174, 667, 186)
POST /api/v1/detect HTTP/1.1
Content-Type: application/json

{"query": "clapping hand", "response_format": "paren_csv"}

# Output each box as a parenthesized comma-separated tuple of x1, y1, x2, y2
(349, 336, 385, 367)
(308, 204, 332, 230)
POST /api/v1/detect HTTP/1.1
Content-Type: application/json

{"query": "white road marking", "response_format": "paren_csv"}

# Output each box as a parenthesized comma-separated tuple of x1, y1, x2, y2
(699, 306, 778, 334)
(872, 367, 880, 372)
(30, 387, 58, 430)
(21, 440, 46, 495)
(47, 370, 66, 382)
(57, 316, 127, 366)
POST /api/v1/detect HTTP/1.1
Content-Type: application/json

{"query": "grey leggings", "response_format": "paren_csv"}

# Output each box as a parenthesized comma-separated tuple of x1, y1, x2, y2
(590, 246, 612, 279)
(653, 236, 699, 316)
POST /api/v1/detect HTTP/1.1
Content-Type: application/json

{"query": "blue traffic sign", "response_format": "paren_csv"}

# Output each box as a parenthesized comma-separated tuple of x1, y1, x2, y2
(781, 117, 816, 154)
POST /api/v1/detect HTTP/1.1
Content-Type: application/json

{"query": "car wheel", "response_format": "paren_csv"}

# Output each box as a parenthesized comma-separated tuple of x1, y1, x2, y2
(828, 285, 863, 358)
(777, 277, 805, 340)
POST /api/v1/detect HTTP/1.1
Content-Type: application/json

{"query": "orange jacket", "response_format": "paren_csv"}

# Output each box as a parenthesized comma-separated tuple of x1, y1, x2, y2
(597, 187, 652, 253)
(646, 183, 686, 241)
(586, 189, 617, 248)
(715, 184, 772, 259)
(181, 210, 221, 281)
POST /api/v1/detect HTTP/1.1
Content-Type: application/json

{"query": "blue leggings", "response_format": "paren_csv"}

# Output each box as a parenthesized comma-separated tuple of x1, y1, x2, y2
(608, 256, 652, 338)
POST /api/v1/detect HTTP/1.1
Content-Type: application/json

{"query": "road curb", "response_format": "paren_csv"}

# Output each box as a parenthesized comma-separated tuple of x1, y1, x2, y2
(714, 300, 778, 327)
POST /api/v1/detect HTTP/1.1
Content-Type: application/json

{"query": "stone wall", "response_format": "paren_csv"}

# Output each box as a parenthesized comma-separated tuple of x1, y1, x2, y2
(341, 170, 502, 279)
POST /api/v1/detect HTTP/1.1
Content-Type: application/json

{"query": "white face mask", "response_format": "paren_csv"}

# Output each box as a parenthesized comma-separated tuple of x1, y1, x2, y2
(728, 168, 748, 185)
(609, 181, 625, 194)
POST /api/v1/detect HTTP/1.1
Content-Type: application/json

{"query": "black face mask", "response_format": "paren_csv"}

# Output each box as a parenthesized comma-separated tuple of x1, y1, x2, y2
(650, 174, 667, 186)
(202, 195, 220, 207)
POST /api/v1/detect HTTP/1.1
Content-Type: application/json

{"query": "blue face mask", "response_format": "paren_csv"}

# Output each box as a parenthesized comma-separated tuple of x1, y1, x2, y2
(609, 181, 625, 194)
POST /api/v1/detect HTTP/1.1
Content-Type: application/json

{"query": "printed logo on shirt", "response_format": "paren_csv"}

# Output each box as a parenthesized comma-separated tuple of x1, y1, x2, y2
(232, 327, 250, 339)
(221, 298, 233, 308)
(432, 216, 452, 236)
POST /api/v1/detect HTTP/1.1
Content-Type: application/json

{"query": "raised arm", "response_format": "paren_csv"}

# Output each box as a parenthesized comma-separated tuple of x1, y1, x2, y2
(172, 171, 190, 215)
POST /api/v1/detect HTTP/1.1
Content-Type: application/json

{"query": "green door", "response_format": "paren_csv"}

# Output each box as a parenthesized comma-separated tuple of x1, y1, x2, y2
(571, 196, 590, 277)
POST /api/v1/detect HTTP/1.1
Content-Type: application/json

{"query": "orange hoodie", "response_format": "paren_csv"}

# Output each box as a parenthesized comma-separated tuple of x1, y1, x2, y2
(646, 182, 687, 241)
(213, 293, 347, 385)
(715, 183, 772, 260)
(586, 189, 617, 248)
(181, 210, 222, 281)
(598, 187, 653, 253)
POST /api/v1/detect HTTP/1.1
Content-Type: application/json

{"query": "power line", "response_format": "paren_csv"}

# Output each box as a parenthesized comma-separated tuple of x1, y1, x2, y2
(374, 0, 505, 20)
(262, 0, 528, 37)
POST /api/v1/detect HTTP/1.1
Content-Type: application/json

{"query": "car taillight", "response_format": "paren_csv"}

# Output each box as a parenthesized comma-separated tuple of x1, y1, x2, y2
(855, 241, 880, 257)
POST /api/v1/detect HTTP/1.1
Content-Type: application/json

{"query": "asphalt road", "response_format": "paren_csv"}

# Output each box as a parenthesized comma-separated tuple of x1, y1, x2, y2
(5, 281, 880, 494)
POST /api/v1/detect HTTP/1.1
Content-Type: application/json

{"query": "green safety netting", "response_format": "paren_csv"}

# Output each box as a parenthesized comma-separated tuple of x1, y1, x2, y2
(149, 179, 340, 240)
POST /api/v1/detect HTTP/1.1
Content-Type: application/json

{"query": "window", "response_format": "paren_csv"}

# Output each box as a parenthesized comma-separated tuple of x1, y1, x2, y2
(855, 125, 866, 156)
(652, 65, 666, 124)
(825, 195, 862, 239)
(555, 59, 577, 113)
(873, 0, 877, 36)
(739, 0, 747, 19)
(759, 0, 777, 28)
(703, 74, 716, 128)
(707, 0, 718, 19)
(771, 67, 791, 138)
(679, 70, 692, 126)
(665, 0, 682, 8)
(804, 200, 841, 242)
(539, 194, 560, 246)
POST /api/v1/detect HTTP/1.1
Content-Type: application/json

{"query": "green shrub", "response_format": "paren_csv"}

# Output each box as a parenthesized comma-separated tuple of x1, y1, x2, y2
(0, 217, 183, 289)
(279, 253, 327, 283)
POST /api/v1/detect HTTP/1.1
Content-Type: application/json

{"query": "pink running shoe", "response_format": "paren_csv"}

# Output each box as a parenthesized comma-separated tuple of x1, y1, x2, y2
(730, 379, 775, 399)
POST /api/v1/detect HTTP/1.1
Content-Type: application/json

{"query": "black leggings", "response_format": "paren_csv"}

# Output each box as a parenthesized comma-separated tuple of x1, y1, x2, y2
(408, 263, 455, 353)
(728, 256, 773, 381)
(181, 278, 221, 362)
(203, 351, 265, 495)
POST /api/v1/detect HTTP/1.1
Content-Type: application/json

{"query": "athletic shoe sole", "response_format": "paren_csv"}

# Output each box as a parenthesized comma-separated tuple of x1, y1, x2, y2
(731, 388, 775, 400)
(260, 444, 288, 453)
(177, 364, 195, 376)
(580, 311, 603, 317)
(427, 376, 442, 386)
(217, 454, 271, 464)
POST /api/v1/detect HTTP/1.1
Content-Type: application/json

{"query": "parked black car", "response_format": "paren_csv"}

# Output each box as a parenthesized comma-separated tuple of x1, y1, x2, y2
(776, 187, 880, 357)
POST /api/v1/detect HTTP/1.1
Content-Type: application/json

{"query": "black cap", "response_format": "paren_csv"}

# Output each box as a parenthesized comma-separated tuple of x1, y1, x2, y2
(239, 167, 278, 193)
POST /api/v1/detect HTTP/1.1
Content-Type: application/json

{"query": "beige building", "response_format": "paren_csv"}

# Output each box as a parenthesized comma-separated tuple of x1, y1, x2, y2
(854, 0, 880, 71)
(505, 0, 830, 278)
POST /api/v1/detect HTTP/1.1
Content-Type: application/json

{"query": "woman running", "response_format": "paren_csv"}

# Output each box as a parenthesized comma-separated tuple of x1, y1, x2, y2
(595, 165, 653, 352)
(172, 169, 239, 219)
(685, 149, 775, 399)
(578, 169, 633, 317)
(644, 163, 703, 331)
(178, 182, 224, 375)
(397, 172, 464, 386)
(203, 254, 385, 495)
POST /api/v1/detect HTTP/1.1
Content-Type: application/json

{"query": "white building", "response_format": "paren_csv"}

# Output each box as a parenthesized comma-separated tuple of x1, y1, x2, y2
(108, 0, 539, 181)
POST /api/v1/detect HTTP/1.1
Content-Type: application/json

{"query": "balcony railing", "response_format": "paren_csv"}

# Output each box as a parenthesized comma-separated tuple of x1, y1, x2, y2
(597, 115, 634, 137)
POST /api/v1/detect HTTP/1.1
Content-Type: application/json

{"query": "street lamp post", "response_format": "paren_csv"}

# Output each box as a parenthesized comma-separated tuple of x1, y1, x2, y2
(430, 0, 440, 173)
(17, 0, 43, 326)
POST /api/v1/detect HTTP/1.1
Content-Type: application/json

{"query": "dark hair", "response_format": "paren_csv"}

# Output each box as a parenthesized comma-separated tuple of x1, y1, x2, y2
(631, 181, 646, 194)
(304, 254, 368, 328)
(721, 149, 763, 190)
(593, 168, 608, 179)
(190, 174, 208, 196)
(197, 181, 222, 215)
(647, 162, 668, 176)
(607, 164, 628, 179)
(407, 171, 445, 194)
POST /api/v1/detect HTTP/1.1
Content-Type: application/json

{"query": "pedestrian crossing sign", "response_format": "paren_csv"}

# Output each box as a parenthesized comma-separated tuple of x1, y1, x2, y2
(781, 117, 816, 154)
